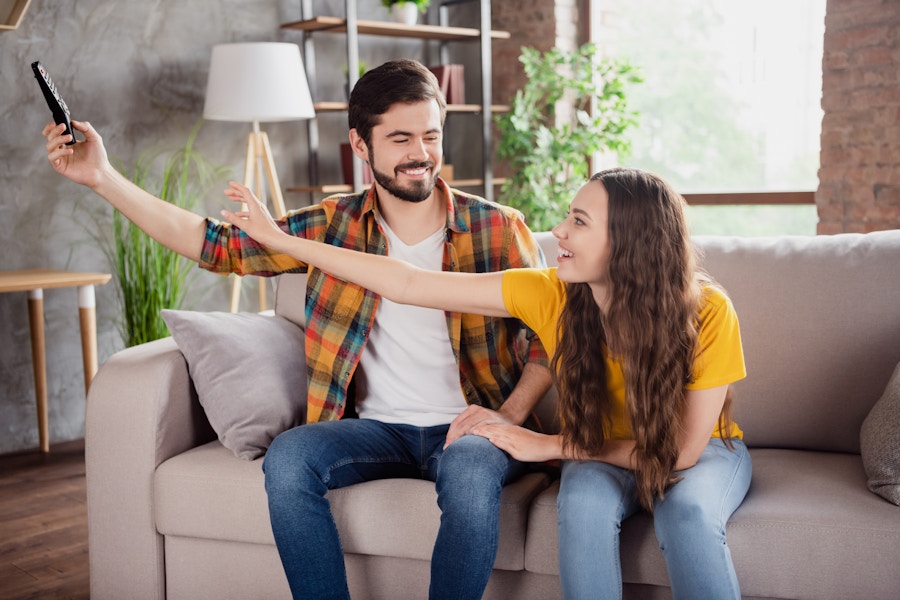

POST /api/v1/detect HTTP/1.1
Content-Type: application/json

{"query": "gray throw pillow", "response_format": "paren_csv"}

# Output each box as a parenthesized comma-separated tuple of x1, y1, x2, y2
(161, 309, 307, 460)
(860, 362, 900, 505)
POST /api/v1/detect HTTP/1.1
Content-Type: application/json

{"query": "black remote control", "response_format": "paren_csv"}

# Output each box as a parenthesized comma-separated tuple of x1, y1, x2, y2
(31, 60, 75, 145)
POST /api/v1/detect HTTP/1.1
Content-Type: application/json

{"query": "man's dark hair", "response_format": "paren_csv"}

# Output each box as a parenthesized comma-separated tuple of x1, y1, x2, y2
(348, 59, 447, 147)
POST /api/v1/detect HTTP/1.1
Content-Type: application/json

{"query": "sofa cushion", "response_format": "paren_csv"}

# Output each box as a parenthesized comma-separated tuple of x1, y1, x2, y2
(860, 362, 900, 505)
(161, 310, 307, 460)
(524, 449, 900, 599)
(155, 441, 555, 570)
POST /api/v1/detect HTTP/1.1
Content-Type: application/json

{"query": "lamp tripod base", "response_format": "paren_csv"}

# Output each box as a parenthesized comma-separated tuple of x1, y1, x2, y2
(230, 128, 287, 313)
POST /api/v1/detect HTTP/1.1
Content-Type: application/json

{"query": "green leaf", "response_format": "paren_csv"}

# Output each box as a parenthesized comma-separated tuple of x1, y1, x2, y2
(495, 43, 642, 229)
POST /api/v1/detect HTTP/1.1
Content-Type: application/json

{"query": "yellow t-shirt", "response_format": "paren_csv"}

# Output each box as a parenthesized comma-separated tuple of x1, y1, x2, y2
(502, 268, 745, 439)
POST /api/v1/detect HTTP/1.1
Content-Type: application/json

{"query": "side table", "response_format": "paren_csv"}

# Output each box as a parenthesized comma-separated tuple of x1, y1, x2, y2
(0, 269, 112, 453)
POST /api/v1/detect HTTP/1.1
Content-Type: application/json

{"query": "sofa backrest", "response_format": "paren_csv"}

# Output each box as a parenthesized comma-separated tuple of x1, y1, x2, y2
(277, 230, 900, 454)
(692, 231, 900, 453)
(274, 271, 307, 328)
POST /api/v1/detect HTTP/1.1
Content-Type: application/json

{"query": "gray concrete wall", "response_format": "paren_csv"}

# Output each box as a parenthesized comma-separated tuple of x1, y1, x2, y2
(0, 0, 483, 455)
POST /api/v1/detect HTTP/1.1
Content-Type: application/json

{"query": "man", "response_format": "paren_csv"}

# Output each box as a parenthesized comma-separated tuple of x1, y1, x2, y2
(43, 58, 551, 600)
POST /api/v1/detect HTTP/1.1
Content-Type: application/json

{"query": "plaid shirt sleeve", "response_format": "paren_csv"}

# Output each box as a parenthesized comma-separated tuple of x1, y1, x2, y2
(199, 204, 331, 276)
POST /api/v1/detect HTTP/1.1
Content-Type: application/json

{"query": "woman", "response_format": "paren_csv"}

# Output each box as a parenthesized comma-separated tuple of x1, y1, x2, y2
(220, 167, 752, 600)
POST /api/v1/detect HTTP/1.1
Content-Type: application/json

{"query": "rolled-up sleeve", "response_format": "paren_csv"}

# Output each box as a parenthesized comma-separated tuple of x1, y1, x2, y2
(199, 206, 328, 276)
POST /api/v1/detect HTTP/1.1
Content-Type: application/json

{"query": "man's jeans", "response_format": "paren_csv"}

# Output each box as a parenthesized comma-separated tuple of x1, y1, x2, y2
(262, 418, 524, 600)
(557, 439, 752, 600)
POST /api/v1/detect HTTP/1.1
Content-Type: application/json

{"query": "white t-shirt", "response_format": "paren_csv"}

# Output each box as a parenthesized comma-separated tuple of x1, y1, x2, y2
(354, 219, 468, 426)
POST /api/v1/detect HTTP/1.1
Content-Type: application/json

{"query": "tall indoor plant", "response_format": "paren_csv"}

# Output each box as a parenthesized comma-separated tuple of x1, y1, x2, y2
(495, 43, 642, 231)
(108, 121, 227, 347)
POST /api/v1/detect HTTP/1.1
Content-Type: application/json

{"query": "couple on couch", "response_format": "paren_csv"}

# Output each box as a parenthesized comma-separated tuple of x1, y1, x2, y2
(43, 58, 750, 600)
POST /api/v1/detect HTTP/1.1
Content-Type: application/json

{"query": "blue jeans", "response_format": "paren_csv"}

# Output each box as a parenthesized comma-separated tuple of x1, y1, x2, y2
(557, 439, 752, 600)
(262, 418, 525, 600)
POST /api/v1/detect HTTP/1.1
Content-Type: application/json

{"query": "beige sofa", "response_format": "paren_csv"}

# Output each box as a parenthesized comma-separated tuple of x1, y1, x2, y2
(85, 230, 900, 600)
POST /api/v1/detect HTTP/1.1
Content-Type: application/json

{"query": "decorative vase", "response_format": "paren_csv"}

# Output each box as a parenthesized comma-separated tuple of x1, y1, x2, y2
(391, 3, 419, 26)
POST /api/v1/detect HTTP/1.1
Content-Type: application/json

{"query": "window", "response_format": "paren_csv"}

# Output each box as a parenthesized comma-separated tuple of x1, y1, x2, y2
(594, 0, 826, 235)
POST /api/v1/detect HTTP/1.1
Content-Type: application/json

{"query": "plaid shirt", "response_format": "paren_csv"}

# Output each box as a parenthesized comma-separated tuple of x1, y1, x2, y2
(200, 179, 548, 424)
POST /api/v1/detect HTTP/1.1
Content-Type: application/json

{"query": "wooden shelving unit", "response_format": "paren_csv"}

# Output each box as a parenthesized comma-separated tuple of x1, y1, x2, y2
(282, 0, 504, 201)
(0, 0, 32, 31)
(313, 101, 508, 113)
(281, 16, 509, 41)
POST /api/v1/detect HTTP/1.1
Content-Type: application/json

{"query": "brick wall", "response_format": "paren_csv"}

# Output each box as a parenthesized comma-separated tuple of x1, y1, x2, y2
(491, 0, 583, 177)
(492, 0, 564, 105)
(818, 0, 900, 233)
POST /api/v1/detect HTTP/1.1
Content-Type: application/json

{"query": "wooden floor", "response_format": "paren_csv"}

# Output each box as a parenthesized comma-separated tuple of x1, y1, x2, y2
(0, 439, 89, 600)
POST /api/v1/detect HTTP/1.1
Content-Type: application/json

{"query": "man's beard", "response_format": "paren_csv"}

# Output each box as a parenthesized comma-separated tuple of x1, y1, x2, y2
(369, 149, 437, 203)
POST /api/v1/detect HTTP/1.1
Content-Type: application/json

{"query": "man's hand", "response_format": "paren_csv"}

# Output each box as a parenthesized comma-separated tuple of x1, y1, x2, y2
(445, 405, 512, 449)
(220, 181, 287, 250)
(471, 423, 563, 463)
(43, 120, 111, 189)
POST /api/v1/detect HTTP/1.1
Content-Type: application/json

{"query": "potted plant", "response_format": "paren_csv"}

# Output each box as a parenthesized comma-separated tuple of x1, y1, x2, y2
(103, 121, 228, 347)
(495, 43, 643, 231)
(381, 0, 429, 25)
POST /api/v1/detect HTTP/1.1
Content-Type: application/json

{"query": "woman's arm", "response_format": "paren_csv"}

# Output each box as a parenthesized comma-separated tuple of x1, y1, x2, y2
(474, 384, 729, 469)
(220, 182, 512, 317)
(673, 384, 730, 470)
(471, 424, 638, 466)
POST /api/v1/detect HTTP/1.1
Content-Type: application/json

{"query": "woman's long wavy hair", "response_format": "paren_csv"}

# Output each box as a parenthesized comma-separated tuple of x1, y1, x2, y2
(551, 168, 734, 511)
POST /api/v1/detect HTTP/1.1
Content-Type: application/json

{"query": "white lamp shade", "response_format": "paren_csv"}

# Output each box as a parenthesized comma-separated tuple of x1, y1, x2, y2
(203, 42, 315, 123)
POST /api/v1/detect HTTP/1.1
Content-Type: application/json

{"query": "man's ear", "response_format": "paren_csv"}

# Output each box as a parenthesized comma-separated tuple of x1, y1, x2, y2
(348, 129, 370, 162)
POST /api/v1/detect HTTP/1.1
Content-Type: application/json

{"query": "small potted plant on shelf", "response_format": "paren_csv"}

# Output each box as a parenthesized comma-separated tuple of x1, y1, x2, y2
(381, 0, 429, 25)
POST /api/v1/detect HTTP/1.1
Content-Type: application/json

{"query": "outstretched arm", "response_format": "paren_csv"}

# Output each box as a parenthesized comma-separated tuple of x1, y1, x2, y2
(220, 182, 512, 318)
(44, 120, 207, 261)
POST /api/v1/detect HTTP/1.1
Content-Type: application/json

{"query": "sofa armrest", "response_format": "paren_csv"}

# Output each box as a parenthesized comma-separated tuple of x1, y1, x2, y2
(85, 337, 215, 600)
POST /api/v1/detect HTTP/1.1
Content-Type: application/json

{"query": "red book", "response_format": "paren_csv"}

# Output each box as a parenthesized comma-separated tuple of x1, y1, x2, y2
(429, 64, 464, 104)
(340, 143, 374, 186)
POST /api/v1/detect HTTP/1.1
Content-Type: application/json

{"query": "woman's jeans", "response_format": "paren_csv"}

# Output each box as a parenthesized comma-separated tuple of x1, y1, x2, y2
(262, 418, 524, 600)
(557, 439, 752, 600)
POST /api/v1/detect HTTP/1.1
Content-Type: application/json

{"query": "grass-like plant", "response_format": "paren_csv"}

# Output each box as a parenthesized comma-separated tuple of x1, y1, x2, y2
(110, 121, 227, 347)
(495, 44, 642, 231)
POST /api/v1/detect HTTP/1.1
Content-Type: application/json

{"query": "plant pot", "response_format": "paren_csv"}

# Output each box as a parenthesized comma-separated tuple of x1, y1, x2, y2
(391, 3, 419, 26)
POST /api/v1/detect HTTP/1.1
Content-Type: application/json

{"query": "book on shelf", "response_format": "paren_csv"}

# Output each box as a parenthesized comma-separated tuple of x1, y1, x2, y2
(428, 64, 465, 104)
(340, 143, 374, 186)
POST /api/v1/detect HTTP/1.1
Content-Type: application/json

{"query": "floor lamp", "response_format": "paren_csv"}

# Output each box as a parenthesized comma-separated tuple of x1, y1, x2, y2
(203, 43, 315, 312)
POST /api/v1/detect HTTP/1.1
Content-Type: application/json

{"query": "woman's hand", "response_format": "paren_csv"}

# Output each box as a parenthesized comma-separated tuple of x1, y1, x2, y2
(472, 423, 563, 463)
(220, 182, 287, 250)
(445, 405, 512, 449)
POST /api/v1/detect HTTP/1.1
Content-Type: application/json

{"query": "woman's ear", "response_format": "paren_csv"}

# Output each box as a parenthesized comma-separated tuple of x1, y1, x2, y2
(348, 129, 370, 162)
